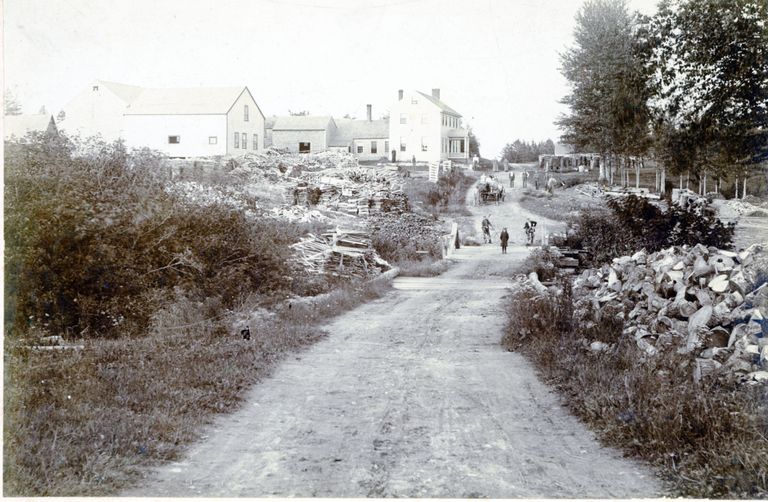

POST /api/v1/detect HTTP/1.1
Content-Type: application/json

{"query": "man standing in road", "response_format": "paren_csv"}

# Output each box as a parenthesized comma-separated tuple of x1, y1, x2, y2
(481, 215, 493, 244)
(499, 227, 509, 254)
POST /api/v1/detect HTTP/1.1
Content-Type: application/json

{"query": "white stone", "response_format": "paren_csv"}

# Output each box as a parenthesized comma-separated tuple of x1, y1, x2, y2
(686, 305, 712, 352)
(748, 371, 768, 383)
(708, 274, 730, 293)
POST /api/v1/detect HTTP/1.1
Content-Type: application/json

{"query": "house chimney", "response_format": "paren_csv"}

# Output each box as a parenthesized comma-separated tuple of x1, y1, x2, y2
(398, 89, 403, 101)
(367, 104, 372, 121)
(432, 88, 440, 100)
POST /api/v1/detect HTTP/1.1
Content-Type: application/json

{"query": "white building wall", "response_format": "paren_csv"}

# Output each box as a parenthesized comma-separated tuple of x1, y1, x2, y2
(388, 91, 444, 163)
(60, 85, 129, 141)
(226, 90, 265, 154)
(123, 114, 227, 157)
(352, 137, 389, 161)
(271, 130, 328, 153)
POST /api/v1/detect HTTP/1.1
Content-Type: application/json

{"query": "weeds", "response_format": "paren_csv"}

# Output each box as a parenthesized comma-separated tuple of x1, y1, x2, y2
(4, 279, 389, 496)
(504, 280, 768, 498)
(3, 135, 391, 495)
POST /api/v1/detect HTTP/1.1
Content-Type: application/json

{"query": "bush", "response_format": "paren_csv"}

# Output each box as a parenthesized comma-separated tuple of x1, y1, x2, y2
(4, 136, 305, 340)
(504, 282, 768, 498)
(563, 195, 735, 265)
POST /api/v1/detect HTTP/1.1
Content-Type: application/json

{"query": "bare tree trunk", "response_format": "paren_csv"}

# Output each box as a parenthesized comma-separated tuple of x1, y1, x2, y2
(743, 175, 747, 199)
(661, 167, 666, 195)
(680, 174, 683, 190)
(703, 171, 707, 194)
(636, 158, 641, 189)
(655, 167, 659, 192)
(735, 177, 739, 199)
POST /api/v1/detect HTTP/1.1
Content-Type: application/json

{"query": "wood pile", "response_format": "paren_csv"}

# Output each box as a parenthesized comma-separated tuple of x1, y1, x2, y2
(522, 242, 768, 385)
(290, 228, 391, 279)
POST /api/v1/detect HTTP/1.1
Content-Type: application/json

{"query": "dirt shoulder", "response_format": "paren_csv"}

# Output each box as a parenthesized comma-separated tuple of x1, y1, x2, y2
(124, 179, 661, 497)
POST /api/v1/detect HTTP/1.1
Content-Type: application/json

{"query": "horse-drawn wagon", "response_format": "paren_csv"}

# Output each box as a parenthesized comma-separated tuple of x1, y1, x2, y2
(477, 176, 505, 204)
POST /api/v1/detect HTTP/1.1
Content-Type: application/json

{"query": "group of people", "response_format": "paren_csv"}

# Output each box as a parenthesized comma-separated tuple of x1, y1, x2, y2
(481, 215, 538, 253)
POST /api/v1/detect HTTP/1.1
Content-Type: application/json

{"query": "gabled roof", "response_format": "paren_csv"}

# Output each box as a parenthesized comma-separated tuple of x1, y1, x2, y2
(329, 118, 389, 146)
(98, 80, 144, 104)
(124, 86, 249, 115)
(4, 114, 57, 139)
(272, 115, 335, 131)
(415, 91, 461, 116)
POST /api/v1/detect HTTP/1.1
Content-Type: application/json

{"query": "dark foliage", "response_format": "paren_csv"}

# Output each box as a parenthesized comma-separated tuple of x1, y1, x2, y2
(563, 195, 735, 264)
(4, 135, 304, 340)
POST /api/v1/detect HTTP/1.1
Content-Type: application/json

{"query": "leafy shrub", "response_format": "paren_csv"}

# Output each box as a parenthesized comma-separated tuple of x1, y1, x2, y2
(4, 136, 305, 339)
(563, 195, 735, 265)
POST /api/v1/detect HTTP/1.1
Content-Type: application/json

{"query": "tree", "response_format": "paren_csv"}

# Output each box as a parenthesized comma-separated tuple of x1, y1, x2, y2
(557, 0, 653, 182)
(57, 110, 66, 122)
(649, 0, 768, 191)
(4, 89, 22, 115)
(468, 127, 480, 157)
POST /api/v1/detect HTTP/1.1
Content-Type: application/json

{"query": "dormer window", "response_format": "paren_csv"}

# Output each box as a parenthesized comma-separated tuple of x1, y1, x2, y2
(92, 85, 99, 91)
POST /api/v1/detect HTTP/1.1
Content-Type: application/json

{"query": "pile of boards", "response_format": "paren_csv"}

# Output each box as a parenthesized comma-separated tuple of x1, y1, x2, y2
(290, 228, 391, 279)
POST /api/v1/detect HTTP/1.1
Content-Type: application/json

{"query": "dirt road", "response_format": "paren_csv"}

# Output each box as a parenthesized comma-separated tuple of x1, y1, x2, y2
(125, 179, 662, 497)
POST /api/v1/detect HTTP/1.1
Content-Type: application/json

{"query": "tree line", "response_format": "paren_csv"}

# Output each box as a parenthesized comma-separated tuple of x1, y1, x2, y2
(500, 139, 556, 163)
(557, 0, 767, 195)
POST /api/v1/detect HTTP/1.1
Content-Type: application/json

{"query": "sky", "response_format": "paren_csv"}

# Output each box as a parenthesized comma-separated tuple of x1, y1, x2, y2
(3, 0, 660, 158)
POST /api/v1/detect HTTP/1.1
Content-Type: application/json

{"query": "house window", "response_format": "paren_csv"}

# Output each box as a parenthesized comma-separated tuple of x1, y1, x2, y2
(384, 140, 389, 153)
(400, 138, 406, 152)
(421, 137, 428, 152)
(168, 135, 180, 144)
(357, 145, 364, 154)
(253, 134, 258, 150)
(244, 105, 249, 122)
(234, 132, 240, 148)
(421, 114, 428, 125)
(411, 98, 418, 105)
(243, 133, 248, 148)
(370, 141, 377, 154)
(92, 85, 99, 92)
(400, 113, 407, 124)
(299, 142, 310, 153)
(209, 136, 217, 144)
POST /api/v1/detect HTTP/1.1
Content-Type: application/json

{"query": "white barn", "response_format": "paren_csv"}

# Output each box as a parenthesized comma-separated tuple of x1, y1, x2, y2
(123, 86, 265, 157)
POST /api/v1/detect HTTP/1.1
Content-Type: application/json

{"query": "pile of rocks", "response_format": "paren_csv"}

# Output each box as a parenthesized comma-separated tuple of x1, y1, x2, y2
(368, 212, 447, 260)
(568, 243, 768, 384)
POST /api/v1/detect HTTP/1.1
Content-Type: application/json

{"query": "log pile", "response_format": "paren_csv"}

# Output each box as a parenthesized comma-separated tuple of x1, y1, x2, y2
(524, 243, 768, 385)
(290, 228, 391, 279)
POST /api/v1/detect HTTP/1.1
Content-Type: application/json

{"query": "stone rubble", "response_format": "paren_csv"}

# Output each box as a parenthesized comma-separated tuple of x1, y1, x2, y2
(525, 242, 768, 385)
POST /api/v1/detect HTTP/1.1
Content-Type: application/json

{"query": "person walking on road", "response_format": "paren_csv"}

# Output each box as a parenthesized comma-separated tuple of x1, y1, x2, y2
(481, 215, 493, 244)
(500, 227, 509, 254)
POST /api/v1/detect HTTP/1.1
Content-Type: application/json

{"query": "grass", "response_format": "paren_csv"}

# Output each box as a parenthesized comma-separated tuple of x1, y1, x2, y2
(3, 279, 390, 496)
(396, 258, 451, 277)
(517, 187, 606, 222)
(503, 275, 768, 498)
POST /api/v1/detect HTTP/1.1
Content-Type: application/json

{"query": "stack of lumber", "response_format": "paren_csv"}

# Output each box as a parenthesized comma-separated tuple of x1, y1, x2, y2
(290, 228, 391, 279)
